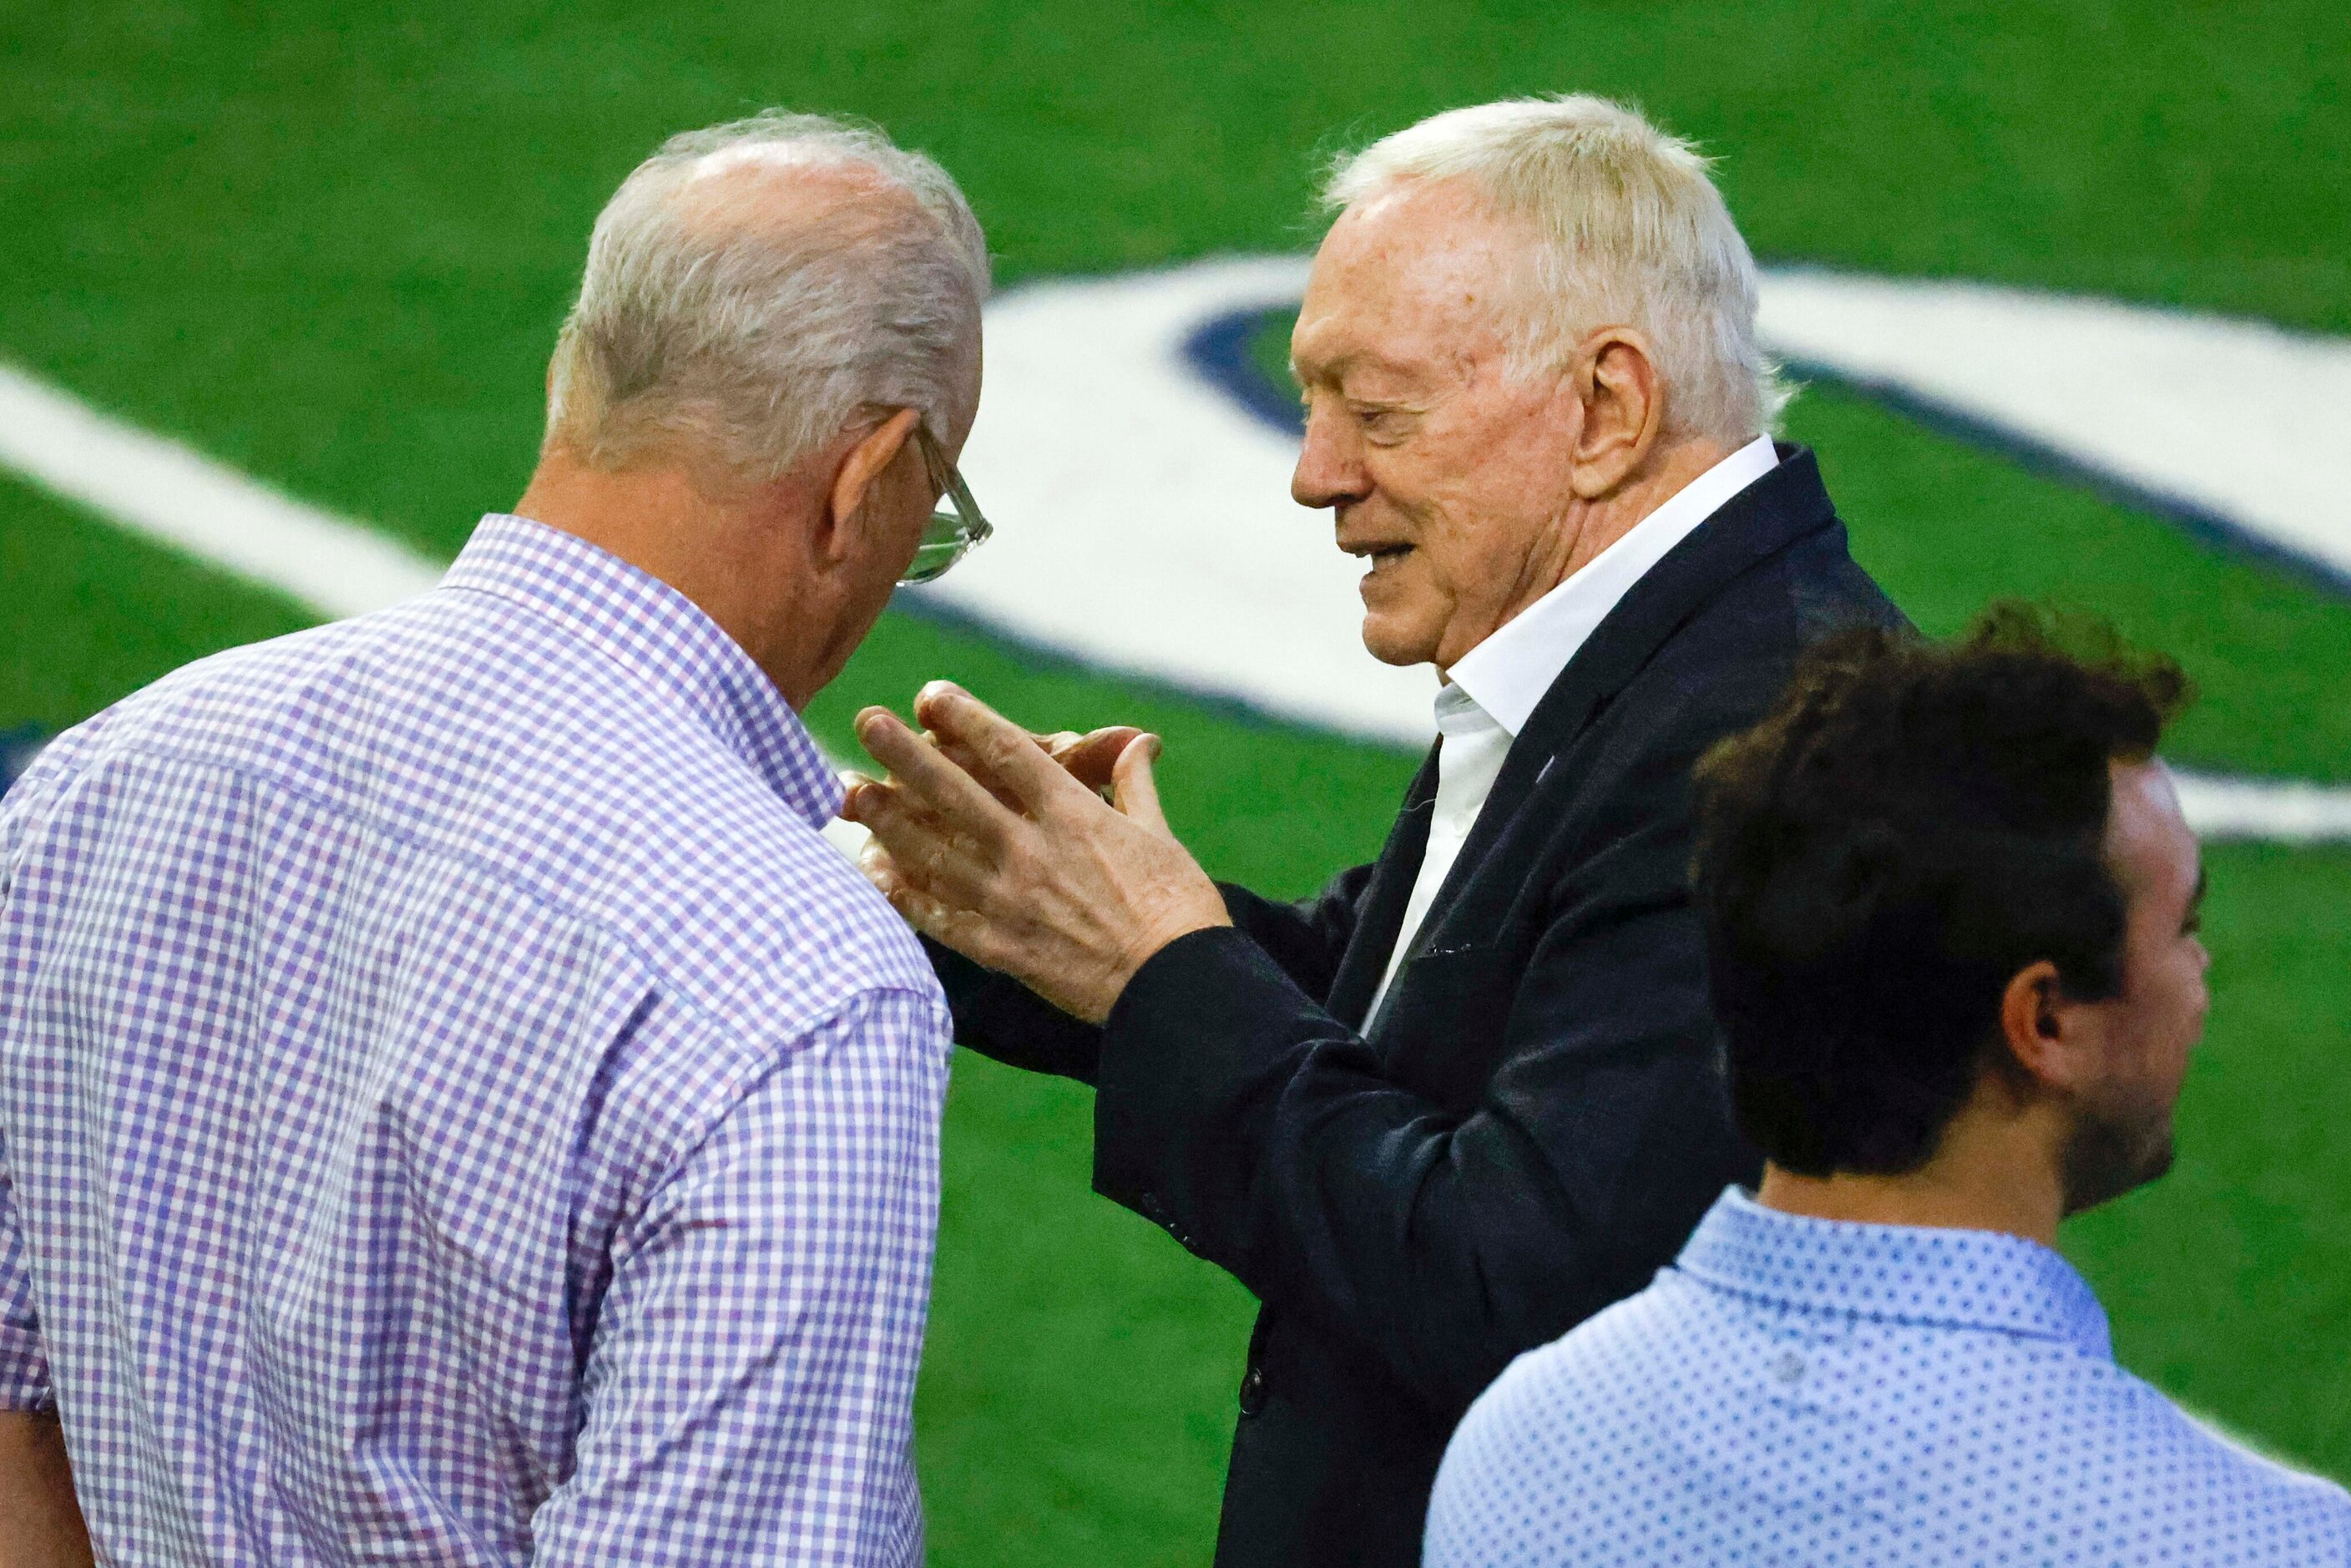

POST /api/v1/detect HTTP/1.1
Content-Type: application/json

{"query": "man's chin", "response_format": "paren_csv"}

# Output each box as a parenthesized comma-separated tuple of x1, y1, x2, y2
(2060, 1110, 2176, 1216)
(1358, 615, 1439, 670)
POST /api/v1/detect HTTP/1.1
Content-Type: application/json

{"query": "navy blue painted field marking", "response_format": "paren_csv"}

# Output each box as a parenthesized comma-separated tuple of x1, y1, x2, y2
(1183, 306, 1307, 434)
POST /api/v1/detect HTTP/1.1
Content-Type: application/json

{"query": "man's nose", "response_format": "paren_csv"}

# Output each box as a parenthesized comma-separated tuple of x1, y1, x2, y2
(1292, 403, 1369, 512)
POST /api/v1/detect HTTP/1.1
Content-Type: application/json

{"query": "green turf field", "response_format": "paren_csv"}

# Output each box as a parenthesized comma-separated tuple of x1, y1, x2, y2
(4, 3, 2348, 1560)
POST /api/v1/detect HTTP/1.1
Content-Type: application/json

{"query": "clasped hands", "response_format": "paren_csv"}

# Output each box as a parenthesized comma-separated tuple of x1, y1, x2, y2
(842, 682, 1231, 1024)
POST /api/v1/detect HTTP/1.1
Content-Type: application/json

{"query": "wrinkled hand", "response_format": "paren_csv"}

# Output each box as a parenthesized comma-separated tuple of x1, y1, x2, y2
(938, 723, 1146, 808)
(842, 682, 1230, 1024)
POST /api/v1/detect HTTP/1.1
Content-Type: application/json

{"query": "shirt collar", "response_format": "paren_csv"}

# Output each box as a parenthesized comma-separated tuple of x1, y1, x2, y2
(1675, 1187, 2113, 1358)
(1433, 681, 1504, 741)
(439, 513, 843, 829)
(1447, 433, 1780, 737)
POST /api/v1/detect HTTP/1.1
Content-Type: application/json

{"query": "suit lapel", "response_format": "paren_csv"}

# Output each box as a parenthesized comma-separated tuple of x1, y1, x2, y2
(1324, 743, 1438, 1029)
(1403, 445, 1843, 947)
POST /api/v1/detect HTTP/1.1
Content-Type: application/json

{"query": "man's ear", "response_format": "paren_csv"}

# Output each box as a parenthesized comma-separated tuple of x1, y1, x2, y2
(1568, 326, 1664, 500)
(817, 407, 923, 565)
(1998, 959, 2094, 1092)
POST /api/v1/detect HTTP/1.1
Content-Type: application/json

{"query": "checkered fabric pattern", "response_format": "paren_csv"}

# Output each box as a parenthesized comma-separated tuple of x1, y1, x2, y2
(1428, 1187, 2351, 1566)
(0, 514, 953, 1565)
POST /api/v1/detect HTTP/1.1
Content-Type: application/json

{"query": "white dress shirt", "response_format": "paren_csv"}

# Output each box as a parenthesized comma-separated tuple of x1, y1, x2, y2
(1363, 434, 1779, 1023)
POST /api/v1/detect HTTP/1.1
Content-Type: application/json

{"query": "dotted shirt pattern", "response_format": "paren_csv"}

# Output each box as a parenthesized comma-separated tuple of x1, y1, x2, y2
(1427, 1187, 2351, 1566)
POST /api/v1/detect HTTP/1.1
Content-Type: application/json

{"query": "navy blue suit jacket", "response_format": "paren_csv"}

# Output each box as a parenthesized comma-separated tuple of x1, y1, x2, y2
(932, 447, 1907, 1567)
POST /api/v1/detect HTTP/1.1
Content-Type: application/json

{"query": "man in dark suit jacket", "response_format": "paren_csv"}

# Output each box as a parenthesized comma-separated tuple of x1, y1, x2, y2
(844, 94, 1904, 1567)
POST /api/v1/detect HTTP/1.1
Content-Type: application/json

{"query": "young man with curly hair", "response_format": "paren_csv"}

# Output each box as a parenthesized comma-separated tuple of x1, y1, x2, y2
(1427, 609, 2351, 1566)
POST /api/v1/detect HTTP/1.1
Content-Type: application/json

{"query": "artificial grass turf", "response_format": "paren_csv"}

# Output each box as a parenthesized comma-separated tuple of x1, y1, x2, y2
(915, 1052, 1254, 1565)
(3, 0, 2348, 564)
(4, 0, 2350, 1557)
(0, 478, 315, 728)
(1801, 385, 2351, 783)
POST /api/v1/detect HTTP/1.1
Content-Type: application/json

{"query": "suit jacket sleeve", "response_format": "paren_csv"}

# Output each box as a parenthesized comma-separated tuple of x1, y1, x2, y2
(1090, 680, 1758, 1419)
(926, 862, 1377, 1085)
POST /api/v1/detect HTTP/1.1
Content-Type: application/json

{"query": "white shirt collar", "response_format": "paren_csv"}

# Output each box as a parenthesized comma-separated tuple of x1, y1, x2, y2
(1446, 434, 1780, 736)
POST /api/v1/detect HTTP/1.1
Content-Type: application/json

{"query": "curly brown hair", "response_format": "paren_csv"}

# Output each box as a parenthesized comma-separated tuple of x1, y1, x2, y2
(1691, 604, 2192, 1176)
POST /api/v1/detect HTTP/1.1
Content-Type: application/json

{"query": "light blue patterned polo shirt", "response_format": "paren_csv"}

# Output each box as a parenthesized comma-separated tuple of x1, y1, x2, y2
(1427, 1186, 2351, 1566)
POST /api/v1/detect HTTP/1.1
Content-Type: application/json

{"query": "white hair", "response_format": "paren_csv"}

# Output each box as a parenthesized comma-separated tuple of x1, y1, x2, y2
(546, 111, 990, 484)
(1322, 95, 1784, 443)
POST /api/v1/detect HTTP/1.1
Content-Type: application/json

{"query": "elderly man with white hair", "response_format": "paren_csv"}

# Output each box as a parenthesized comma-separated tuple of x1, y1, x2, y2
(0, 112, 985, 1565)
(846, 94, 1905, 1565)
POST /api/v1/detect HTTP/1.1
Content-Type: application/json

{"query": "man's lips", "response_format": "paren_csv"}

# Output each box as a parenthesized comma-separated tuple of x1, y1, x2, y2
(1341, 541, 1414, 568)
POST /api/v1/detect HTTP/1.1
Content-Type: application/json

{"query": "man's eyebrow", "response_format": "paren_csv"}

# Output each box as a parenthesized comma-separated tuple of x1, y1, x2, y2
(1292, 344, 1416, 385)
(2192, 866, 2208, 906)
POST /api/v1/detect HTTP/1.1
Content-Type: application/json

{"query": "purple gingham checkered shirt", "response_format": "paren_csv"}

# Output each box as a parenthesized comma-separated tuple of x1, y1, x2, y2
(0, 513, 952, 1565)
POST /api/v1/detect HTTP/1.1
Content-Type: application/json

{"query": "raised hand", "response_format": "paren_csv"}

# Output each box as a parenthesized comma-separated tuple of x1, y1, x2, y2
(842, 682, 1229, 1023)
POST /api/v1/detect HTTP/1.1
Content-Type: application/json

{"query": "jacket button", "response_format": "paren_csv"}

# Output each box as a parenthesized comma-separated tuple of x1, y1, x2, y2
(1238, 1365, 1267, 1417)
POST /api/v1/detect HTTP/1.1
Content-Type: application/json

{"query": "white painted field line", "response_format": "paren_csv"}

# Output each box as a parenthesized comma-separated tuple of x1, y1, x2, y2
(1757, 271, 2351, 589)
(0, 362, 441, 620)
(3, 352, 2348, 844)
(2172, 771, 2351, 846)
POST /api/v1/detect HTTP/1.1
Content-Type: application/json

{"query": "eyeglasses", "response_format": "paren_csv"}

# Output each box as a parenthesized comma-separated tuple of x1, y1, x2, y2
(900, 423, 993, 585)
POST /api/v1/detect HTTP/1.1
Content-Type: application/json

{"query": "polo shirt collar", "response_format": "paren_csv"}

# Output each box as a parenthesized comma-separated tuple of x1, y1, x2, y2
(1448, 433, 1779, 737)
(1675, 1186, 2112, 1358)
(441, 513, 842, 829)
